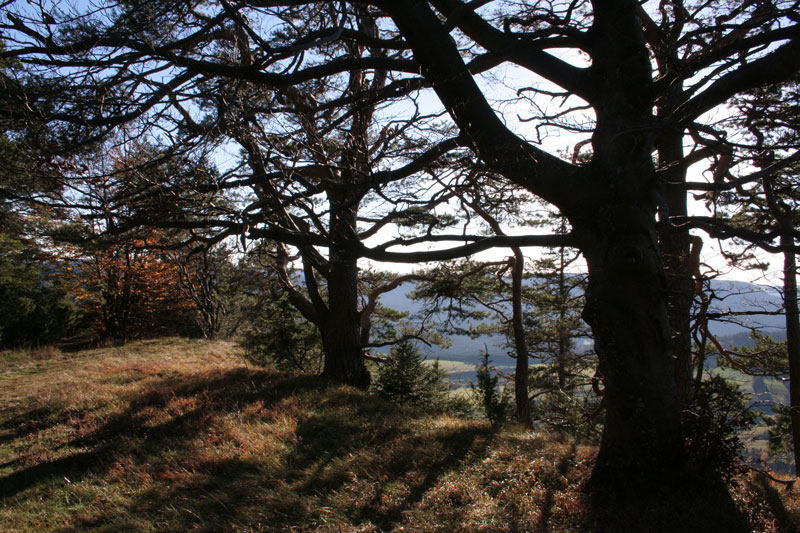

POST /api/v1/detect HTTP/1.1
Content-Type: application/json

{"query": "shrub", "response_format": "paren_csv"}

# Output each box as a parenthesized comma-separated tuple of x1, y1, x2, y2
(241, 293, 323, 372)
(372, 340, 449, 408)
(471, 351, 511, 427)
(683, 375, 758, 482)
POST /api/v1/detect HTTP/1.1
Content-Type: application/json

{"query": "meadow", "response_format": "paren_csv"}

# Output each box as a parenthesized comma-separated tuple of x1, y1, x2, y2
(1, 339, 799, 532)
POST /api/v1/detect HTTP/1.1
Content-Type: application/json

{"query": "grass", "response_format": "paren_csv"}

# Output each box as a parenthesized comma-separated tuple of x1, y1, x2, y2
(1, 338, 800, 531)
(426, 359, 474, 373)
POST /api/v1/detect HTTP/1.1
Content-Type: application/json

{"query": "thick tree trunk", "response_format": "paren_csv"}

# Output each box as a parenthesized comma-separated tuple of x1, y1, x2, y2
(320, 255, 370, 388)
(320, 190, 370, 388)
(782, 237, 800, 473)
(576, 206, 684, 490)
(576, 4, 686, 490)
(656, 133, 695, 407)
(510, 248, 532, 428)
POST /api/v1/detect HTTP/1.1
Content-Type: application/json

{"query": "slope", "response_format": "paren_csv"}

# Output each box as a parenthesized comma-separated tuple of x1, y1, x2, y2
(1, 339, 798, 531)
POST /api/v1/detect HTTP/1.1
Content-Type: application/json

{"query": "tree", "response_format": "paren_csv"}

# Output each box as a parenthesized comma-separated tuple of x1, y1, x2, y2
(170, 243, 232, 340)
(4, 1, 800, 503)
(2, 4, 524, 387)
(525, 218, 599, 436)
(0, 49, 80, 348)
(715, 74, 800, 472)
(411, 175, 543, 427)
(375, 0, 800, 495)
(66, 231, 198, 345)
(412, 256, 533, 425)
(472, 351, 511, 427)
(0, 232, 80, 348)
(372, 339, 449, 407)
(48, 138, 215, 344)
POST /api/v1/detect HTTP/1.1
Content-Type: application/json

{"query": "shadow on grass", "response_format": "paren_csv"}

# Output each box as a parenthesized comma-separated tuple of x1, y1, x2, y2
(353, 425, 491, 531)
(747, 474, 797, 532)
(586, 475, 752, 532)
(0, 368, 320, 499)
(0, 405, 82, 445)
(2, 367, 492, 531)
(534, 441, 578, 533)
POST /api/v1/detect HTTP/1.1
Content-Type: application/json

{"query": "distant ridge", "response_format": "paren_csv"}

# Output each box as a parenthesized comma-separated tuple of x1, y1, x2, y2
(376, 278, 786, 366)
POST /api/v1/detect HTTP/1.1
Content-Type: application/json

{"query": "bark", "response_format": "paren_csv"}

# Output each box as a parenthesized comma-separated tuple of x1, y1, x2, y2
(320, 255, 370, 388)
(763, 177, 800, 472)
(319, 188, 370, 388)
(656, 132, 695, 407)
(510, 249, 532, 428)
(782, 236, 800, 473)
(576, 205, 684, 489)
(578, 3, 685, 488)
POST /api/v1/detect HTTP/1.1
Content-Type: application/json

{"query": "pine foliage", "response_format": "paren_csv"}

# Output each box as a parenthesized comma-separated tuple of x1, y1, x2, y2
(472, 352, 511, 427)
(372, 340, 448, 408)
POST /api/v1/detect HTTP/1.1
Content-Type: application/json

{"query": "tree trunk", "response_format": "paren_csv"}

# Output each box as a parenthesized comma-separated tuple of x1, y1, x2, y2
(319, 189, 370, 388)
(575, 204, 684, 491)
(319, 254, 370, 388)
(510, 248, 532, 428)
(656, 133, 695, 407)
(782, 235, 800, 473)
(576, 5, 685, 489)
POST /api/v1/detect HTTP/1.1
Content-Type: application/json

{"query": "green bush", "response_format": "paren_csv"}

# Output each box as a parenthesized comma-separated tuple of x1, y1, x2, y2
(471, 352, 511, 427)
(372, 340, 449, 408)
(241, 293, 323, 373)
(683, 375, 758, 482)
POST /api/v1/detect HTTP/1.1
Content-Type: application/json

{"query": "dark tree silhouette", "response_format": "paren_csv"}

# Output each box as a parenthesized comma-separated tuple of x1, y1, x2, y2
(3, 0, 800, 506)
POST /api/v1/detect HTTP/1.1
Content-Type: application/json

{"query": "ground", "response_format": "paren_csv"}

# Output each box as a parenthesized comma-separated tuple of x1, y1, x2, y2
(1, 338, 798, 532)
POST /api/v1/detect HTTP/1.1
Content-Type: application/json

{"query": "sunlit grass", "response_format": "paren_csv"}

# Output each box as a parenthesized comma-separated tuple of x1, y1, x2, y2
(1, 338, 799, 531)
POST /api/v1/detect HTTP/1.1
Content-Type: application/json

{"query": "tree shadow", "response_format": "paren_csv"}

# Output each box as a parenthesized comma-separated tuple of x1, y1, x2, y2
(746, 474, 798, 532)
(0, 368, 321, 500)
(353, 425, 491, 531)
(585, 474, 752, 532)
(0, 405, 88, 445)
(2, 366, 492, 531)
(534, 441, 578, 533)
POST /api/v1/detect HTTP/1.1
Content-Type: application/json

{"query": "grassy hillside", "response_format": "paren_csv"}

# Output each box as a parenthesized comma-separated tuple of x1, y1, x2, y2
(705, 366, 794, 473)
(2, 339, 799, 532)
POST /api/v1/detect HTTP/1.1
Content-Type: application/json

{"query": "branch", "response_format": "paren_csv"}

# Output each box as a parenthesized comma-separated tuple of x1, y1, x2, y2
(275, 243, 320, 325)
(671, 216, 800, 254)
(429, 0, 591, 100)
(382, 0, 581, 210)
(358, 233, 575, 263)
(675, 151, 800, 192)
(674, 30, 800, 122)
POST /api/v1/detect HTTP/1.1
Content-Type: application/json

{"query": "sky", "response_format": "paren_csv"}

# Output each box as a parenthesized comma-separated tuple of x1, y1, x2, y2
(7, 0, 788, 287)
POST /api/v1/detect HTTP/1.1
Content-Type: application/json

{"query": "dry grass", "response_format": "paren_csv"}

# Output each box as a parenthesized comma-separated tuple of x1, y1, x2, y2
(1, 338, 799, 532)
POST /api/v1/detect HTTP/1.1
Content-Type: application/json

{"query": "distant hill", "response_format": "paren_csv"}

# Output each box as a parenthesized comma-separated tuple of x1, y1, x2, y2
(703, 280, 785, 337)
(718, 329, 787, 349)
(377, 278, 786, 366)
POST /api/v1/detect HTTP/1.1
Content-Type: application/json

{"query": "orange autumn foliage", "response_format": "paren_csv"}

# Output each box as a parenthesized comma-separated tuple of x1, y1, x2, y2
(67, 231, 198, 344)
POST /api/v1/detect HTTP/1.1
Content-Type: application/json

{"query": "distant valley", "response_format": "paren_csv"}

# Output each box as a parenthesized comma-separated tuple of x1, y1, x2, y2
(377, 278, 787, 369)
